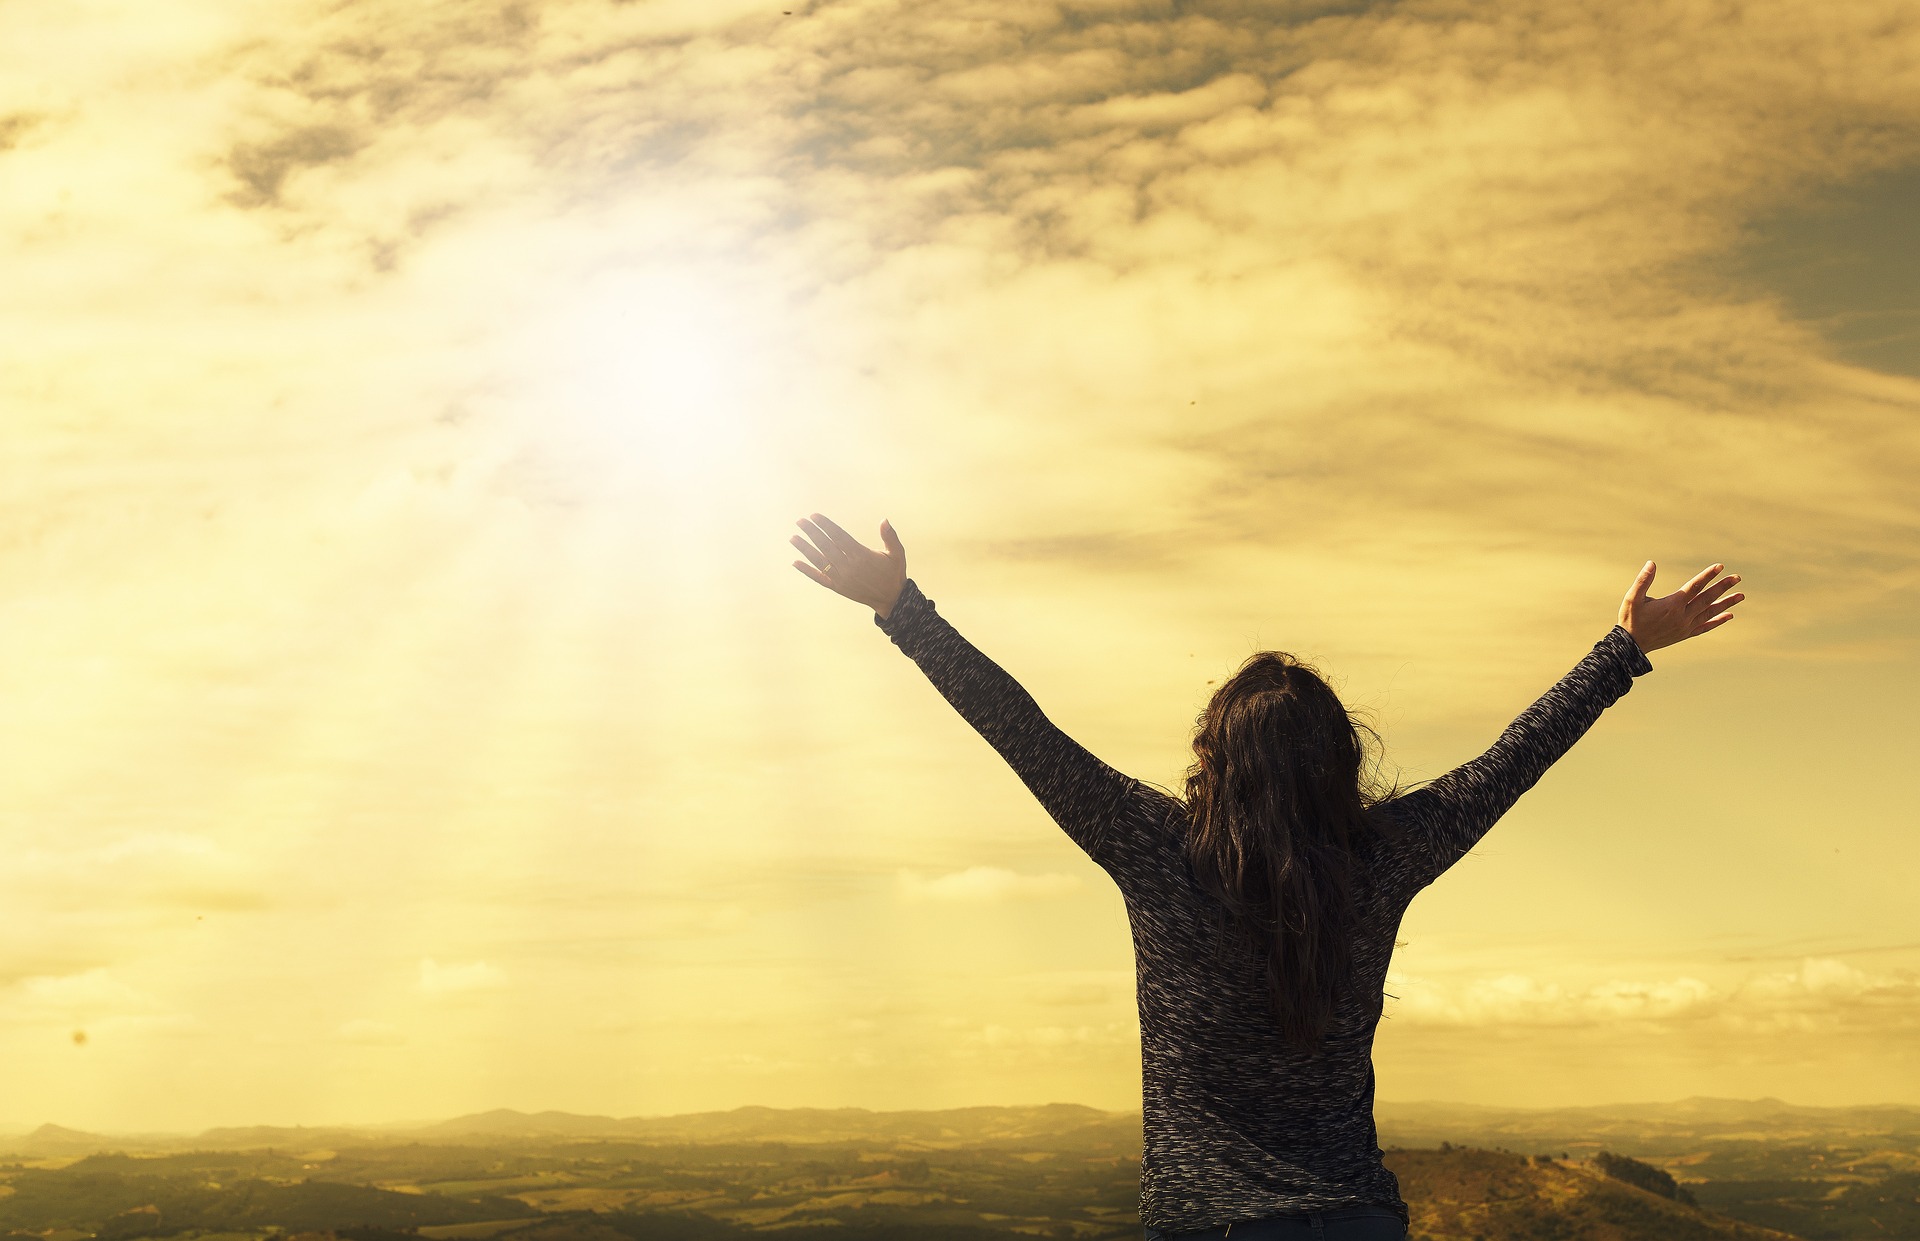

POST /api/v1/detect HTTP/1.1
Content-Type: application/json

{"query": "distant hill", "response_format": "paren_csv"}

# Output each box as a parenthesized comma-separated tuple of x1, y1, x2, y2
(9, 1097, 1920, 1159)
(1376, 1096, 1920, 1156)
(1385, 1146, 1799, 1241)
(22, 1122, 103, 1145)
(0, 1103, 1132, 1157)
(426, 1108, 631, 1137)
(6, 1121, 381, 1157)
(427, 1101, 1123, 1146)
(14, 1123, 139, 1156)
(194, 1123, 388, 1149)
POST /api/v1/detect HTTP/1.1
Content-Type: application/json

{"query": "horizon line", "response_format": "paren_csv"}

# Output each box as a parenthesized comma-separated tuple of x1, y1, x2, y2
(9, 1093, 1920, 1140)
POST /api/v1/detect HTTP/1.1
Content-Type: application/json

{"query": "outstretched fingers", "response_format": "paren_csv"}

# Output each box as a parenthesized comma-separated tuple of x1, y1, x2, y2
(1679, 563, 1725, 601)
(1693, 588, 1745, 622)
(790, 532, 830, 571)
(809, 512, 869, 559)
(1692, 572, 1742, 610)
(796, 517, 844, 567)
(1691, 608, 1738, 636)
(1682, 574, 1746, 635)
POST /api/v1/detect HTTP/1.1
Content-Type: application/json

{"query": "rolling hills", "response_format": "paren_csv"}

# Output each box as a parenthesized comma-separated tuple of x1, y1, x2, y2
(6, 1101, 1920, 1239)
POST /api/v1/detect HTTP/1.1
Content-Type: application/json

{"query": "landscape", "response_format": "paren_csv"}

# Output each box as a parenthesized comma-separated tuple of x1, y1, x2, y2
(4, 1099, 1917, 1241)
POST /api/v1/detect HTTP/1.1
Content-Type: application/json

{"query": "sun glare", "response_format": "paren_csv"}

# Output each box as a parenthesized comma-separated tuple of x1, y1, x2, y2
(516, 263, 781, 497)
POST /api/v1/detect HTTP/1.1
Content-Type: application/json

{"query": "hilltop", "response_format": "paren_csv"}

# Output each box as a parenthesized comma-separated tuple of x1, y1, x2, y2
(1386, 1146, 1797, 1241)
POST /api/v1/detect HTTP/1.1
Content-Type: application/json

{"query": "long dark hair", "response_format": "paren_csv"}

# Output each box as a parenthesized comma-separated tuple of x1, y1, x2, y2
(1183, 651, 1397, 1049)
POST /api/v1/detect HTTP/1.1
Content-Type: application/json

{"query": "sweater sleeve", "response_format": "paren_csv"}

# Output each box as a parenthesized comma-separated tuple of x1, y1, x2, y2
(1381, 626, 1653, 889)
(875, 579, 1139, 869)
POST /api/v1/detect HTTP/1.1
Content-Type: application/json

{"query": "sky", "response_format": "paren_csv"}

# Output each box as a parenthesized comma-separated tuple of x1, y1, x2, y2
(1, 0, 1917, 1133)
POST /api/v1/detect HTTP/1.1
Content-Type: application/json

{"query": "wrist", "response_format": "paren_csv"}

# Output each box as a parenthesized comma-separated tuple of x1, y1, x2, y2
(873, 578, 918, 631)
(1618, 614, 1663, 654)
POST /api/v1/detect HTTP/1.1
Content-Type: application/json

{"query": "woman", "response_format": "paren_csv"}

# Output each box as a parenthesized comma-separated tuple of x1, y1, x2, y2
(789, 513, 1743, 1241)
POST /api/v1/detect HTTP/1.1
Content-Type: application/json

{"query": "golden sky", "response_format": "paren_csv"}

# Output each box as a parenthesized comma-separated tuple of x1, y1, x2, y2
(2, 0, 1918, 1132)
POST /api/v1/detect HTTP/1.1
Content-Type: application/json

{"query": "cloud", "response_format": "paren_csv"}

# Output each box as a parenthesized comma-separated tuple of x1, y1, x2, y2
(0, 969, 196, 1036)
(964, 1020, 1140, 1056)
(12, 0, 1918, 667)
(226, 124, 366, 207)
(0, 112, 42, 152)
(1388, 971, 1719, 1028)
(208, 0, 1907, 644)
(337, 1017, 406, 1045)
(975, 1022, 1121, 1052)
(1016, 969, 1134, 1007)
(1027, 982, 1118, 1007)
(4, 969, 159, 1018)
(418, 958, 508, 996)
(1385, 957, 1920, 1034)
(896, 867, 1084, 902)
(4, 835, 268, 913)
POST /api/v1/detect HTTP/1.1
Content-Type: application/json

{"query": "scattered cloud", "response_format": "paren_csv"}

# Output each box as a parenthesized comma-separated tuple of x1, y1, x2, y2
(695, 1050, 805, 1074)
(0, 969, 196, 1037)
(226, 124, 366, 207)
(1389, 971, 1718, 1028)
(172, 0, 1918, 674)
(0, 112, 42, 152)
(1025, 980, 1123, 1007)
(967, 1020, 1138, 1051)
(1386, 957, 1920, 1035)
(419, 958, 508, 996)
(4, 969, 159, 1018)
(4, 835, 268, 914)
(897, 867, 1084, 902)
(337, 1017, 406, 1045)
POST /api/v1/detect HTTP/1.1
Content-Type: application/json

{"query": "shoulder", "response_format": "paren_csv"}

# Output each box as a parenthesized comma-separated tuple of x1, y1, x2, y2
(1099, 781, 1193, 874)
(1129, 781, 1190, 829)
(1352, 797, 1438, 897)
(1366, 792, 1431, 834)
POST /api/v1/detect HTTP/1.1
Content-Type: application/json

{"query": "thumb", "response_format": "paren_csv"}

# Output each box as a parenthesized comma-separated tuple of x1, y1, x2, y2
(1628, 559, 1656, 603)
(880, 519, 904, 558)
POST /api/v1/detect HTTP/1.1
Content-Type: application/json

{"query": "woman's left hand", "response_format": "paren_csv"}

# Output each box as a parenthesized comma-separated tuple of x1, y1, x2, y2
(791, 513, 907, 619)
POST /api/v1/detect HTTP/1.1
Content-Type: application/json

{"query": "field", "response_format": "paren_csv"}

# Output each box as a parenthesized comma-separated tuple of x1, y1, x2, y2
(3, 1100, 1917, 1241)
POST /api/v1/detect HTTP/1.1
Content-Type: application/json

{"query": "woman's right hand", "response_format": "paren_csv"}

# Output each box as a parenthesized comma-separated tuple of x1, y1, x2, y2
(791, 513, 907, 619)
(1618, 560, 1744, 654)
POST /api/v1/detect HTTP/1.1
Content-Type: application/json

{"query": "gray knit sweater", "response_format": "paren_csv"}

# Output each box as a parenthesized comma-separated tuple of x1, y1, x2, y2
(876, 579, 1653, 1233)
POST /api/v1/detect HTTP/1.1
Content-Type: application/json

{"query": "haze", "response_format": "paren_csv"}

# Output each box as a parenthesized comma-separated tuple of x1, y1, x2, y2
(1, 0, 1916, 1132)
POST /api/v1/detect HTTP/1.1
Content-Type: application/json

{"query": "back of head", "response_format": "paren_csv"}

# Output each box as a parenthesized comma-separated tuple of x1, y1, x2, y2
(1183, 651, 1395, 1049)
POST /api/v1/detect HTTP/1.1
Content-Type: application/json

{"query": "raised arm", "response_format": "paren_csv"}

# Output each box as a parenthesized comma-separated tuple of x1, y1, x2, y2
(1385, 560, 1744, 887)
(791, 514, 1136, 866)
